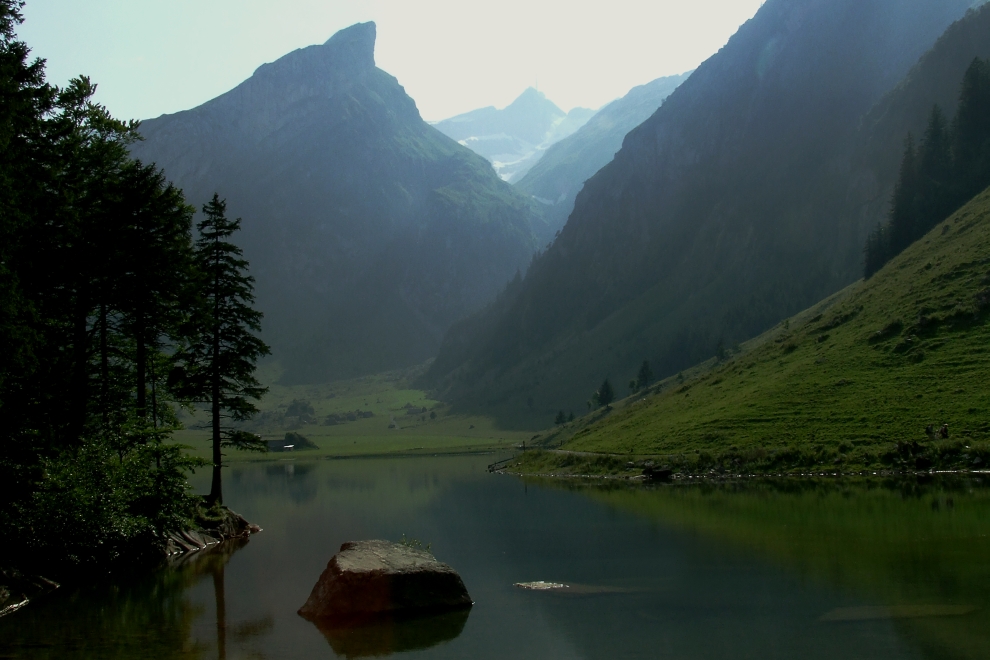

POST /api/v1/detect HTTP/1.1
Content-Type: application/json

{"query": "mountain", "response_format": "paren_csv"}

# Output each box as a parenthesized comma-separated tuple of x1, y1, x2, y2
(130, 23, 545, 384)
(423, 0, 976, 427)
(522, 183, 990, 474)
(433, 88, 594, 184)
(516, 72, 691, 236)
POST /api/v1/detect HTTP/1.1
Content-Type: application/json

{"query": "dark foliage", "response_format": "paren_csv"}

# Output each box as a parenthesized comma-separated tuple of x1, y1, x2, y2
(595, 378, 615, 411)
(0, 2, 266, 570)
(865, 58, 990, 276)
(636, 360, 653, 390)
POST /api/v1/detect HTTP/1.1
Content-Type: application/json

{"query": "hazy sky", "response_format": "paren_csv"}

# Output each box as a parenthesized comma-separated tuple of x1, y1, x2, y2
(17, 1, 765, 122)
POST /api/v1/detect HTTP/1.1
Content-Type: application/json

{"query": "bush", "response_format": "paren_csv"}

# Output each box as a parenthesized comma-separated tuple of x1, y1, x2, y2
(5, 429, 202, 572)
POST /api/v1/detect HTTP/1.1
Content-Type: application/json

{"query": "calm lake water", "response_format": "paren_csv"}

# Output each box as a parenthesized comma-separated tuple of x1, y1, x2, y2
(1, 455, 988, 659)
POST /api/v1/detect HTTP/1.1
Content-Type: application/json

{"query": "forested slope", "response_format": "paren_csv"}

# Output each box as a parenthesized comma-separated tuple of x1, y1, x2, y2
(524, 184, 990, 474)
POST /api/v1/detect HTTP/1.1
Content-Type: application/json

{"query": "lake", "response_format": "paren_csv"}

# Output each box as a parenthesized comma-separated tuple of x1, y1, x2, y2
(1, 455, 988, 659)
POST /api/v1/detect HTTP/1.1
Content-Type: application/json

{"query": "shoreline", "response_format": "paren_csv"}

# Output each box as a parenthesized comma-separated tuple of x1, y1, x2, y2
(496, 449, 990, 482)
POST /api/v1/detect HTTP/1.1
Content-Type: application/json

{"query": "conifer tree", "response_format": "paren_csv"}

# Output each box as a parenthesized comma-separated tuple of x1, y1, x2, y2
(863, 223, 889, 279)
(187, 195, 269, 505)
(596, 378, 615, 411)
(916, 106, 953, 228)
(636, 360, 653, 390)
(953, 57, 990, 201)
(866, 60, 990, 278)
(0, 0, 51, 517)
(887, 133, 920, 257)
(0, 0, 208, 566)
(113, 161, 194, 425)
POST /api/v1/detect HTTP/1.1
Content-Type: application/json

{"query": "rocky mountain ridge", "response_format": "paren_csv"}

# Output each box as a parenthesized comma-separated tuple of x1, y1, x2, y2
(132, 22, 546, 383)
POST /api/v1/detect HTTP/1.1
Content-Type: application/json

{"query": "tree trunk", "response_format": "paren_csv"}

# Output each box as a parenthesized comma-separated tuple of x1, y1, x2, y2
(99, 301, 109, 432)
(135, 315, 146, 420)
(209, 381, 222, 504)
(208, 238, 223, 505)
(150, 349, 158, 430)
(70, 296, 90, 446)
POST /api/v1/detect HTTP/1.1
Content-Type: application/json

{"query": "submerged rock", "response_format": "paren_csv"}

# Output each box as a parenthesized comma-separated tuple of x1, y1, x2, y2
(298, 540, 472, 620)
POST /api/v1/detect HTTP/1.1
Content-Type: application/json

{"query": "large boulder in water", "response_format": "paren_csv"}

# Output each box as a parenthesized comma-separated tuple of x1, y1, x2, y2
(298, 540, 473, 620)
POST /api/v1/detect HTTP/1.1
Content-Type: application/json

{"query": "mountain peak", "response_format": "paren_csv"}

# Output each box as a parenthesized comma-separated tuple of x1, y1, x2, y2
(323, 21, 377, 68)
(507, 87, 563, 115)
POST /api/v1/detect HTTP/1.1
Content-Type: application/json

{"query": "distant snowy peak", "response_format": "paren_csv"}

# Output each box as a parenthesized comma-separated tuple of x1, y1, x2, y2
(433, 88, 593, 182)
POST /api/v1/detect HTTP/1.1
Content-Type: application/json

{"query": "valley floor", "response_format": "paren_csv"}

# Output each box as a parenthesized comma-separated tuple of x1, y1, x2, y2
(170, 366, 536, 463)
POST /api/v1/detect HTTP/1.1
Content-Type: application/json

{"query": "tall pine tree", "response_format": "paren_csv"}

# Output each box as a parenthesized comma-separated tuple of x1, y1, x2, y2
(887, 133, 920, 257)
(187, 195, 269, 505)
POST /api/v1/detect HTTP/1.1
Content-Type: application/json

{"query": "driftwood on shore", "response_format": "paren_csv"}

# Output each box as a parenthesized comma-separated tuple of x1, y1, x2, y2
(0, 568, 59, 619)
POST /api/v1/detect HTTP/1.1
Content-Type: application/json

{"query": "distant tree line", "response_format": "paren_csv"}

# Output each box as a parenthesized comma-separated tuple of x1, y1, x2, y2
(0, 1, 267, 570)
(865, 57, 990, 277)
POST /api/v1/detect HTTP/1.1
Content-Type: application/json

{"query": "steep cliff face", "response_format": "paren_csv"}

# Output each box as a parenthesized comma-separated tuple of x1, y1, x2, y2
(425, 0, 976, 426)
(132, 23, 543, 383)
(516, 72, 691, 236)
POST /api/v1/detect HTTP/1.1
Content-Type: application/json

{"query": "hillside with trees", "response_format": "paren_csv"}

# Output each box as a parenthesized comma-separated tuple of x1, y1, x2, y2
(519, 182, 990, 476)
(865, 57, 990, 276)
(424, 0, 979, 427)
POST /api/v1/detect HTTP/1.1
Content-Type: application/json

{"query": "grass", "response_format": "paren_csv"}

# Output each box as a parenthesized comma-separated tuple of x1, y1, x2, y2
(170, 366, 535, 463)
(513, 186, 990, 476)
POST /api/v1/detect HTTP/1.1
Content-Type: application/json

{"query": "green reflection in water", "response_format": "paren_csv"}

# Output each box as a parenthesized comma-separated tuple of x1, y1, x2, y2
(0, 539, 265, 660)
(547, 475, 990, 660)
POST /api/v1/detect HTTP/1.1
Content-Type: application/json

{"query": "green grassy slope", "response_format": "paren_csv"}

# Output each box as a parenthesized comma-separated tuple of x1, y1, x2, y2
(518, 186, 990, 475)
